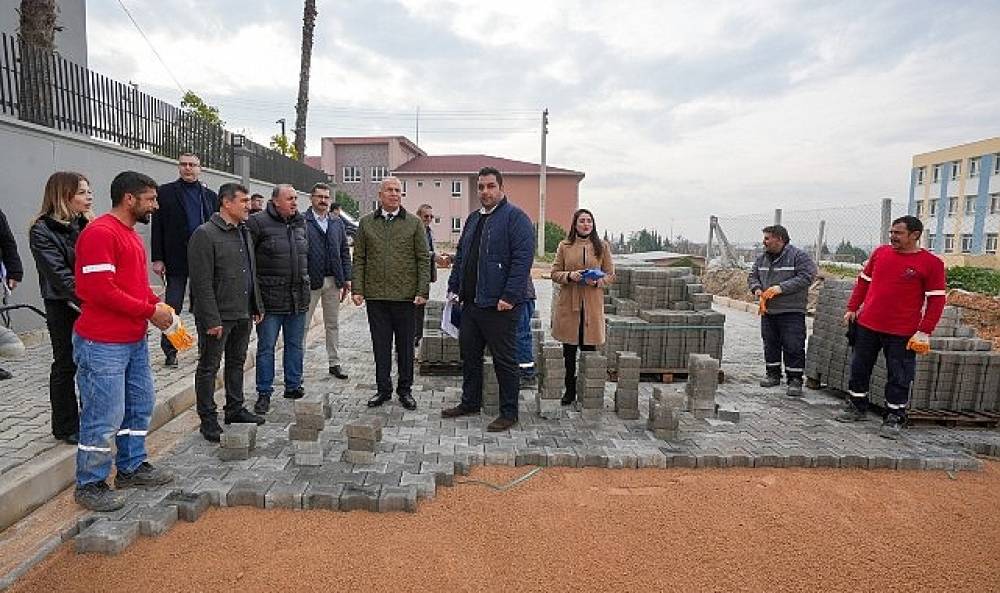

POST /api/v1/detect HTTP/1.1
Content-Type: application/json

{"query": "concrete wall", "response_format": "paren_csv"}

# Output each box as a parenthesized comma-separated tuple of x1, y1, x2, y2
(0, 115, 292, 331)
(0, 0, 88, 67)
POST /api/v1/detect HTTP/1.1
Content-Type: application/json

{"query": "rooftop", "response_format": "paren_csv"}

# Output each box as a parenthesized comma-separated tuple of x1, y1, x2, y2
(392, 154, 584, 178)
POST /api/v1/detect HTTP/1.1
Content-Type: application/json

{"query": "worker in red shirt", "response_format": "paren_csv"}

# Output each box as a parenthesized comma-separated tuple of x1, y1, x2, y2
(837, 215, 946, 439)
(72, 171, 175, 512)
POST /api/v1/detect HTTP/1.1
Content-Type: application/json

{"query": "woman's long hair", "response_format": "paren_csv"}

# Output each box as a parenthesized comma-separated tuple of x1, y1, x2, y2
(565, 208, 603, 259)
(33, 171, 93, 225)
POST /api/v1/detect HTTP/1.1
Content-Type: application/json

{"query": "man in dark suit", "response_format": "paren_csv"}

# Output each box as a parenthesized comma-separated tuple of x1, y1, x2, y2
(150, 153, 217, 366)
(413, 204, 449, 349)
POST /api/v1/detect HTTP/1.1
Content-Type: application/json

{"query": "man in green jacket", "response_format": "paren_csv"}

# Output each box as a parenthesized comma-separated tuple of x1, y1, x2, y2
(352, 177, 430, 410)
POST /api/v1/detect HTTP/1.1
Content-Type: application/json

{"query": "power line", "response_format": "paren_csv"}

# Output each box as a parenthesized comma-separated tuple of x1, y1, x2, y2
(115, 0, 186, 94)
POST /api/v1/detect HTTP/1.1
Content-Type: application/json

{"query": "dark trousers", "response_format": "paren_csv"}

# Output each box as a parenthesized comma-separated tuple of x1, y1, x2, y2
(45, 299, 80, 438)
(194, 318, 252, 419)
(414, 303, 426, 347)
(161, 274, 189, 356)
(848, 324, 915, 416)
(367, 300, 416, 397)
(459, 303, 520, 419)
(760, 312, 806, 380)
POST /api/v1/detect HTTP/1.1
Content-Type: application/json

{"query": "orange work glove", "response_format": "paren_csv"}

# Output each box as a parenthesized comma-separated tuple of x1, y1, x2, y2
(761, 285, 782, 300)
(906, 331, 930, 355)
(164, 314, 195, 351)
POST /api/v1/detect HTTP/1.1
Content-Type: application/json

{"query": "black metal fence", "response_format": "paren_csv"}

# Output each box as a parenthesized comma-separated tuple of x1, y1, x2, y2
(0, 33, 328, 189)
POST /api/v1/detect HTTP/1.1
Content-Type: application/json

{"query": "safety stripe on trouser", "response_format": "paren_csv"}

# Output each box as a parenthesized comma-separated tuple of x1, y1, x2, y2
(766, 363, 782, 367)
(848, 391, 867, 398)
(78, 444, 111, 452)
(518, 363, 535, 369)
(885, 402, 906, 410)
(785, 367, 804, 372)
(117, 429, 148, 437)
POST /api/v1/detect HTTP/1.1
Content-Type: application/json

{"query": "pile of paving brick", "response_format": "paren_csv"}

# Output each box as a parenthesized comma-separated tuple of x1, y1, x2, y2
(575, 351, 608, 418)
(419, 300, 543, 369)
(603, 266, 725, 371)
(343, 416, 383, 464)
(807, 279, 1000, 412)
(535, 342, 565, 418)
(647, 353, 722, 439)
(290, 394, 331, 466)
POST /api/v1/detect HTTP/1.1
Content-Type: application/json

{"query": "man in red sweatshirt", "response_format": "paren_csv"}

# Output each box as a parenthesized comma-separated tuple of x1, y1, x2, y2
(73, 171, 175, 511)
(837, 215, 946, 439)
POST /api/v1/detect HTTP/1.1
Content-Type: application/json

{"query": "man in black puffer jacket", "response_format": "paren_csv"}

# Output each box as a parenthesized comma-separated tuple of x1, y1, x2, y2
(245, 184, 309, 414)
(0, 207, 24, 381)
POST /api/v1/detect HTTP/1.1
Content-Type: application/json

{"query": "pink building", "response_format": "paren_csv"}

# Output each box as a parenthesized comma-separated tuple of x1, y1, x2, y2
(314, 136, 425, 208)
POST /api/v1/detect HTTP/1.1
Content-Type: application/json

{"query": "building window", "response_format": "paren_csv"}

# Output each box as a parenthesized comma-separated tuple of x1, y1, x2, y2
(986, 233, 998, 255)
(370, 166, 388, 182)
(991, 193, 999, 214)
(914, 201, 924, 217)
(944, 234, 956, 252)
(932, 164, 941, 183)
(401, 180, 407, 196)
(370, 200, 378, 212)
(343, 166, 361, 183)
(434, 216, 441, 224)
(994, 154, 1000, 175)
(451, 180, 462, 197)
(928, 198, 938, 216)
(417, 180, 424, 187)
(969, 157, 980, 177)
(434, 180, 442, 188)
(947, 197, 958, 216)
(964, 196, 976, 215)
(916, 166, 925, 185)
(950, 161, 961, 180)
(451, 217, 461, 232)
(927, 233, 936, 249)
(961, 234, 973, 253)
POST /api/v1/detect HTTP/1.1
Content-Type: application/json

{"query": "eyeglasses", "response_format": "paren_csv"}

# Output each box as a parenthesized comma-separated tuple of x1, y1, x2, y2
(422, 214, 434, 219)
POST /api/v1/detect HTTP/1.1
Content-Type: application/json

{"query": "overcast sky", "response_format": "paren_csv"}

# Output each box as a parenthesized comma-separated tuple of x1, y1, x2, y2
(84, 0, 1000, 239)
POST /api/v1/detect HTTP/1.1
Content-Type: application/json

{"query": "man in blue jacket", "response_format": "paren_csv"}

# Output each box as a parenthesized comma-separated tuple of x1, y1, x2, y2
(441, 167, 535, 431)
(305, 183, 352, 379)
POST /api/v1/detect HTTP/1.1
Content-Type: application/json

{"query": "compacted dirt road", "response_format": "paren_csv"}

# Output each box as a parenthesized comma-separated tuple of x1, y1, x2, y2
(11, 462, 1000, 593)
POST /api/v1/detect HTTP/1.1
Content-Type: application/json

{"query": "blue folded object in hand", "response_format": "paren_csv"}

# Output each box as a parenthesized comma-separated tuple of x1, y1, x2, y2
(578, 268, 606, 285)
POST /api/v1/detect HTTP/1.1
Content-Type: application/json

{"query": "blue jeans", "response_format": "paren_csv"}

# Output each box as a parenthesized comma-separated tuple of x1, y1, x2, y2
(73, 332, 155, 486)
(516, 299, 536, 378)
(255, 312, 306, 394)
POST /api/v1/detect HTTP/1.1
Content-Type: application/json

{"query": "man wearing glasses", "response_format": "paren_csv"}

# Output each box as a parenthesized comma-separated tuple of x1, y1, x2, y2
(150, 153, 218, 367)
(414, 204, 449, 350)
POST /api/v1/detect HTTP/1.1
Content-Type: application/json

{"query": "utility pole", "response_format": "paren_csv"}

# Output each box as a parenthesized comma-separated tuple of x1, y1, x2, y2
(537, 108, 549, 256)
(276, 118, 286, 138)
(415, 106, 420, 145)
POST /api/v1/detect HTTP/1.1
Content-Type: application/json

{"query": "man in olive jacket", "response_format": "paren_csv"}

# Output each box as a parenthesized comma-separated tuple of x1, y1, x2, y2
(188, 183, 265, 442)
(352, 177, 430, 410)
(246, 184, 310, 414)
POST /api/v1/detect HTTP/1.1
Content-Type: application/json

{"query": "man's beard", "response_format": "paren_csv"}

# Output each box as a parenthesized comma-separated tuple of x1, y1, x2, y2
(133, 206, 151, 224)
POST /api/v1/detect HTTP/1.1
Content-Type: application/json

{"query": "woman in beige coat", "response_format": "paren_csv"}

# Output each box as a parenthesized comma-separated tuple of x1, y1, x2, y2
(550, 209, 615, 405)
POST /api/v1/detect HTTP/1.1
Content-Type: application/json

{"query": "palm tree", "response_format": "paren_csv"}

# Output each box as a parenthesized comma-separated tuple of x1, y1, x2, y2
(293, 0, 317, 162)
(17, 0, 59, 127)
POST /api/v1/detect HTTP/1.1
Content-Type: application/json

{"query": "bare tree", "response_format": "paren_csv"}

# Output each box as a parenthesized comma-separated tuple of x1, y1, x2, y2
(17, 0, 59, 127)
(293, 0, 317, 162)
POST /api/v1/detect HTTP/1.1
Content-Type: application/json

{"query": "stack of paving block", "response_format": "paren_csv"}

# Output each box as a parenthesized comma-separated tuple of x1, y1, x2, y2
(613, 351, 640, 419)
(290, 395, 326, 466)
(218, 424, 256, 461)
(535, 342, 566, 419)
(531, 309, 544, 361)
(685, 353, 719, 419)
(806, 280, 1000, 412)
(482, 357, 500, 416)
(647, 386, 687, 439)
(602, 265, 725, 371)
(343, 416, 383, 464)
(576, 351, 607, 417)
(419, 300, 461, 366)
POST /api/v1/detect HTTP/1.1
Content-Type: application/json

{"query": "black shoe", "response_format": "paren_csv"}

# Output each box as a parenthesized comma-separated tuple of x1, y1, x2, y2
(487, 416, 517, 432)
(879, 414, 905, 440)
(283, 386, 305, 399)
(759, 375, 781, 387)
(164, 352, 178, 367)
(56, 432, 79, 445)
(398, 393, 417, 410)
(367, 393, 392, 408)
(786, 378, 804, 397)
(329, 365, 349, 380)
(114, 462, 174, 489)
(441, 405, 478, 418)
(74, 481, 125, 512)
(224, 408, 264, 425)
(253, 393, 271, 415)
(835, 404, 868, 423)
(561, 388, 576, 406)
(199, 417, 222, 443)
(0, 366, 11, 380)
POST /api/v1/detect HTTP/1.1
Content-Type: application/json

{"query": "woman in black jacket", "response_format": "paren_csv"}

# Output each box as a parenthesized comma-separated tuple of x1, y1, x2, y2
(29, 172, 93, 444)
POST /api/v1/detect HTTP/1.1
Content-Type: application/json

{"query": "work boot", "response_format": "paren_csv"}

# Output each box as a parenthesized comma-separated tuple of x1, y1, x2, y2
(114, 462, 174, 489)
(0, 366, 11, 380)
(835, 402, 868, 423)
(199, 416, 223, 443)
(225, 408, 265, 425)
(74, 482, 126, 512)
(759, 375, 781, 388)
(786, 378, 804, 397)
(253, 393, 271, 415)
(164, 352, 178, 367)
(283, 386, 305, 399)
(879, 413, 906, 440)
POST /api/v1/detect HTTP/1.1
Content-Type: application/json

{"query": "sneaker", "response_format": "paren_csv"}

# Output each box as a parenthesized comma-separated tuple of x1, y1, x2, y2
(759, 375, 781, 388)
(283, 386, 305, 399)
(224, 408, 265, 425)
(835, 404, 868, 423)
(879, 414, 905, 440)
(74, 481, 126, 512)
(164, 352, 178, 367)
(253, 393, 271, 415)
(114, 462, 174, 489)
(786, 378, 804, 397)
(199, 417, 223, 443)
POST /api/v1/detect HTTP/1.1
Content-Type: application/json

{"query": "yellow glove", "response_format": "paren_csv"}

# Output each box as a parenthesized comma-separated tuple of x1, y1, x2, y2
(906, 331, 930, 355)
(164, 314, 195, 351)
(761, 285, 782, 300)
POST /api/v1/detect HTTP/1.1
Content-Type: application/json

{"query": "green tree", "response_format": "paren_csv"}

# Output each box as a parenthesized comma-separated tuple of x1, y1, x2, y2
(294, 0, 317, 161)
(834, 239, 867, 263)
(544, 221, 566, 254)
(269, 133, 299, 159)
(180, 90, 224, 126)
(335, 190, 359, 218)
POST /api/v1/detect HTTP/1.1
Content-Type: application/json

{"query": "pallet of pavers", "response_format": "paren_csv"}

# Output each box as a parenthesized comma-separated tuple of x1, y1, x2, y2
(602, 266, 725, 376)
(806, 279, 1000, 414)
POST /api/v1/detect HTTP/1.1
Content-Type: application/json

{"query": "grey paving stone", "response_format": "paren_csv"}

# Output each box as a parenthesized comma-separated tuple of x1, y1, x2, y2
(126, 505, 178, 537)
(378, 485, 418, 513)
(227, 480, 272, 508)
(339, 484, 380, 512)
(75, 520, 140, 555)
(162, 491, 211, 522)
(265, 481, 309, 509)
(420, 461, 455, 487)
(400, 471, 437, 500)
(304, 483, 346, 510)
